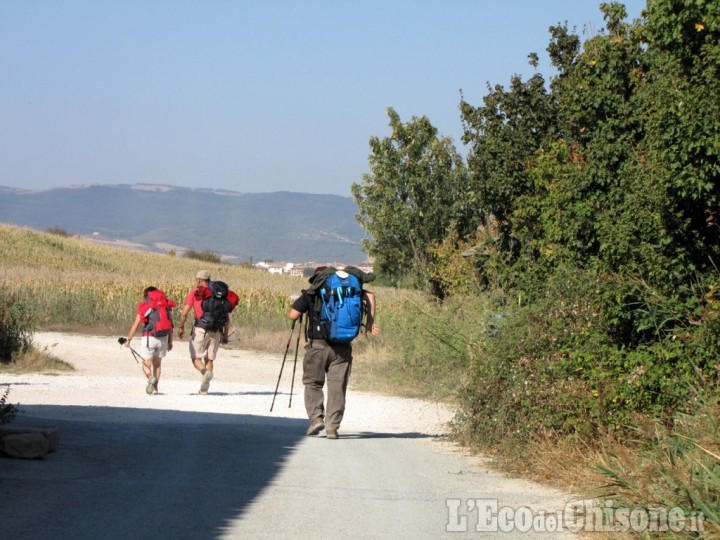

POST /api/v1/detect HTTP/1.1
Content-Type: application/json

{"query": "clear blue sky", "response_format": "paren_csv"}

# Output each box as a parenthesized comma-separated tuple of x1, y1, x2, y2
(0, 0, 646, 197)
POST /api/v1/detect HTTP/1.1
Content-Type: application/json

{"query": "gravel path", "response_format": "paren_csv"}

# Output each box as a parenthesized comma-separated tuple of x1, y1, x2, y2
(0, 332, 581, 539)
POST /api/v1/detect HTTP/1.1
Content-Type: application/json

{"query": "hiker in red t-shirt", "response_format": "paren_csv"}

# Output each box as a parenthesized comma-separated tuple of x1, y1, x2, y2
(124, 286, 176, 395)
(177, 270, 230, 395)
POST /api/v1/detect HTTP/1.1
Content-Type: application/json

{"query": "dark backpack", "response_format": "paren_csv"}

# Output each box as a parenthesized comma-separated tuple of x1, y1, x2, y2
(197, 280, 231, 332)
(143, 289, 175, 337)
(313, 270, 364, 343)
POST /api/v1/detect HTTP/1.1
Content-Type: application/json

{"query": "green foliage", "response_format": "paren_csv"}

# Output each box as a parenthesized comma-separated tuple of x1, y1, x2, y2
(455, 265, 720, 452)
(352, 108, 471, 296)
(374, 292, 498, 399)
(0, 287, 34, 363)
(352, 2, 720, 471)
(0, 386, 18, 425)
(428, 235, 483, 298)
(461, 71, 557, 221)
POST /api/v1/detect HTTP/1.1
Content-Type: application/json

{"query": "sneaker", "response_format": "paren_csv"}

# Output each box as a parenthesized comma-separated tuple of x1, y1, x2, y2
(146, 376, 157, 395)
(326, 429, 339, 440)
(199, 370, 213, 394)
(152, 381, 159, 394)
(306, 417, 325, 436)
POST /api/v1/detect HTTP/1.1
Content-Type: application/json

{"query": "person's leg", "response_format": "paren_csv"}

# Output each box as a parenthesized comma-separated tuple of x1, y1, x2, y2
(198, 331, 220, 393)
(152, 336, 169, 392)
(190, 328, 209, 372)
(192, 357, 207, 372)
(151, 356, 162, 393)
(302, 342, 329, 434)
(203, 330, 220, 374)
(141, 360, 152, 379)
(325, 344, 353, 434)
(139, 339, 157, 394)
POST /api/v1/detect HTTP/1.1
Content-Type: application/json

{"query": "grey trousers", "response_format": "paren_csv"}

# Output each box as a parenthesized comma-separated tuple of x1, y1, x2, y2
(302, 339, 353, 431)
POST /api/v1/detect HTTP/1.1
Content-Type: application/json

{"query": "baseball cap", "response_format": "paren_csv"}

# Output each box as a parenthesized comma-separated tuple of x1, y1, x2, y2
(196, 270, 211, 280)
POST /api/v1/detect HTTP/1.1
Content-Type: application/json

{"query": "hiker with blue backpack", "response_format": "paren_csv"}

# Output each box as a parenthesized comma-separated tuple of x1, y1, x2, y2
(123, 286, 177, 395)
(289, 266, 379, 439)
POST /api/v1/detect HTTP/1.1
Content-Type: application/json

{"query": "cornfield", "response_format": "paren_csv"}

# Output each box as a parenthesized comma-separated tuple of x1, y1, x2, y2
(0, 224, 427, 360)
(0, 224, 308, 339)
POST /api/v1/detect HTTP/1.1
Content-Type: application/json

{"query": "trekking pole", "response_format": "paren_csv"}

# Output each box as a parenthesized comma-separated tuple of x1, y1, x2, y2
(270, 319, 296, 412)
(117, 337, 141, 364)
(288, 313, 303, 408)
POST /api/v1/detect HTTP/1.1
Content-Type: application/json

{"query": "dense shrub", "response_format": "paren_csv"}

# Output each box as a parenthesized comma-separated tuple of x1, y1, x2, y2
(0, 386, 18, 424)
(0, 287, 34, 363)
(183, 249, 225, 264)
(454, 265, 720, 451)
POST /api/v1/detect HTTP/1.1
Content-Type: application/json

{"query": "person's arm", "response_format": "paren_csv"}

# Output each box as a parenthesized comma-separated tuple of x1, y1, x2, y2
(363, 291, 380, 336)
(221, 321, 229, 344)
(167, 322, 174, 350)
(125, 314, 144, 347)
(178, 303, 192, 339)
(289, 292, 307, 321)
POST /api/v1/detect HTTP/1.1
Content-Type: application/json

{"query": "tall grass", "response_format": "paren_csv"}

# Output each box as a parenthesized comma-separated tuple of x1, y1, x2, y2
(0, 225, 307, 342)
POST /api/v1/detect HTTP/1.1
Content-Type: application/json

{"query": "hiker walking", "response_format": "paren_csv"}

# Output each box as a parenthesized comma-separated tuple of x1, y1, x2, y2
(289, 266, 379, 439)
(124, 286, 177, 395)
(177, 270, 234, 395)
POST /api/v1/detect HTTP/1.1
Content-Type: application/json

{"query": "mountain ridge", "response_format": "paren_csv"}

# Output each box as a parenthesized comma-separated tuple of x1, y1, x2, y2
(0, 183, 368, 264)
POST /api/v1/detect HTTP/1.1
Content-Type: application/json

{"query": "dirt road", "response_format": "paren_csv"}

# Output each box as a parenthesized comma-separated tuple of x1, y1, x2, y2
(1, 333, 580, 539)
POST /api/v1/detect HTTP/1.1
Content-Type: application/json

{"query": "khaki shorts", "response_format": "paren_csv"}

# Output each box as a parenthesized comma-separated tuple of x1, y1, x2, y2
(189, 327, 221, 361)
(139, 335, 169, 360)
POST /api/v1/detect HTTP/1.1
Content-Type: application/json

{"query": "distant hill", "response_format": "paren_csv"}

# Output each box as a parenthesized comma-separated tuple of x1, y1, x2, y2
(0, 184, 368, 264)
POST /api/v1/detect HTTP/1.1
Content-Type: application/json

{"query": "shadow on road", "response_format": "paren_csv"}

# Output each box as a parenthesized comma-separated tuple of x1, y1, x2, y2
(1, 404, 307, 540)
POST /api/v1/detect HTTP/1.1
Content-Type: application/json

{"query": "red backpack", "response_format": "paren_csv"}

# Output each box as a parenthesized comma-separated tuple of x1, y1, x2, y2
(142, 289, 177, 337)
(194, 282, 239, 312)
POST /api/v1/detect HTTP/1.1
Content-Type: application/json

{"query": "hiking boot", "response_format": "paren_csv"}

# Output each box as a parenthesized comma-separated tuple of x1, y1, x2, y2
(326, 429, 339, 440)
(146, 376, 157, 395)
(306, 417, 325, 436)
(199, 370, 213, 394)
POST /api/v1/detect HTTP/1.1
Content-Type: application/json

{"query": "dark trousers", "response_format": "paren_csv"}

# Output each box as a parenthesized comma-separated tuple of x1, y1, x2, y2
(302, 339, 353, 430)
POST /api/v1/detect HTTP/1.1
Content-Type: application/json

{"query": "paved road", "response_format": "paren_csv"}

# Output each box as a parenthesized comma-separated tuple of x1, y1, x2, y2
(0, 333, 580, 539)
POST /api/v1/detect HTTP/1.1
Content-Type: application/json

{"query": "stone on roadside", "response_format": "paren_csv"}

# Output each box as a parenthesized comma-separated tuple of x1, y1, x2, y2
(0, 432, 50, 459)
(0, 425, 60, 452)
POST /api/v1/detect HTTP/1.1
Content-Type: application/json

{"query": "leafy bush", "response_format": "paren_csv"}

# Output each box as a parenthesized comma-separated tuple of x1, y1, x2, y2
(183, 249, 225, 264)
(45, 226, 71, 237)
(0, 287, 34, 363)
(454, 265, 720, 452)
(0, 386, 18, 424)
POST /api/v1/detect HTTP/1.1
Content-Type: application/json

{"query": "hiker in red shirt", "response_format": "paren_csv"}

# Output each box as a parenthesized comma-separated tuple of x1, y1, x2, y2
(124, 286, 176, 395)
(177, 270, 233, 395)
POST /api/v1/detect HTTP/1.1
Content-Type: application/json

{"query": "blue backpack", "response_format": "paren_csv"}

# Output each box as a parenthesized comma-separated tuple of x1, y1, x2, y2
(318, 271, 364, 343)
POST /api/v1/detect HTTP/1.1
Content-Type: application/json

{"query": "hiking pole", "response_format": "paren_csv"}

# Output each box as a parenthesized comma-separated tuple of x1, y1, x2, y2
(117, 337, 141, 364)
(270, 319, 296, 412)
(288, 313, 303, 408)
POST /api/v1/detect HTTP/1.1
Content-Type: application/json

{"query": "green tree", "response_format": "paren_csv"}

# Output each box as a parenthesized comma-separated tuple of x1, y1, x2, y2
(460, 70, 557, 231)
(352, 108, 470, 295)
